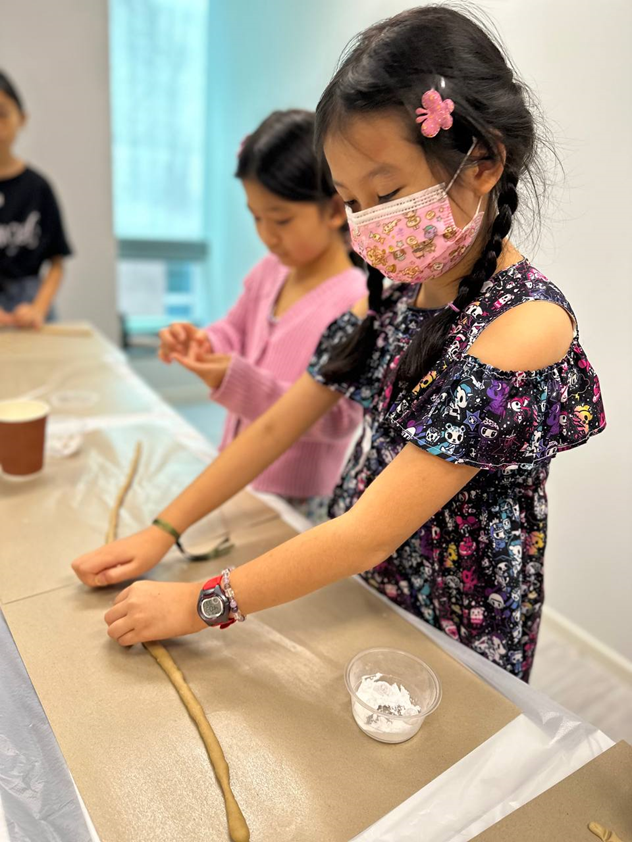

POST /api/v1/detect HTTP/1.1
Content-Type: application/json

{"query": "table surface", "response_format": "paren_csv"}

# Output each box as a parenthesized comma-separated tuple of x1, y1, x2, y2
(0, 324, 614, 842)
(471, 740, 632, 842)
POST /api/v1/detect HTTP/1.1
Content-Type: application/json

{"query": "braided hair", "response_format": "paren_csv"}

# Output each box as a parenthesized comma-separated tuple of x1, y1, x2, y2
(397, 170, 519, 386)
(315, 5, 543, 388)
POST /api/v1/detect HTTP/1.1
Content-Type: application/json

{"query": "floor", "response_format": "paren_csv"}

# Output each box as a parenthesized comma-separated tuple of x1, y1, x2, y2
(172, 396, 632, 745)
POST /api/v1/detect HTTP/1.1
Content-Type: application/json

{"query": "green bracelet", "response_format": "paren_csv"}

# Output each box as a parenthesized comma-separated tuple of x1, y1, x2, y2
(152, 517, 181, 541)
(152, 518, 234, 563)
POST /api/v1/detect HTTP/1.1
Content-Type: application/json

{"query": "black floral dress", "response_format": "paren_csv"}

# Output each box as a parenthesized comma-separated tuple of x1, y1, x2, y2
(308, 261, 605, 680)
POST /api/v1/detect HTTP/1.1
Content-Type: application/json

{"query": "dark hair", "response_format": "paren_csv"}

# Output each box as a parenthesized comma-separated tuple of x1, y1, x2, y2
(236, 109, 338, 203)
(0, 71, 24, 112)
(236, 108, 365, 269)
(315, 5, 544, 389)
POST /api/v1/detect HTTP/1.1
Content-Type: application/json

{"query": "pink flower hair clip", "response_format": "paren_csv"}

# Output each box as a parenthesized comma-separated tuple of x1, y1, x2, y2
(415, 89, 454, 138)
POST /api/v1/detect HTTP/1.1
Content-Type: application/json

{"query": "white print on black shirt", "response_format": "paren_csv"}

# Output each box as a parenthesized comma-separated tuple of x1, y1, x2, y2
(0, 211, 41, 256)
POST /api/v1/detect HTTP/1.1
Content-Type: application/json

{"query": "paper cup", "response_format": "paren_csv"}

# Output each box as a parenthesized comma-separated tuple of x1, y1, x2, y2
(0, 399, 50, 477)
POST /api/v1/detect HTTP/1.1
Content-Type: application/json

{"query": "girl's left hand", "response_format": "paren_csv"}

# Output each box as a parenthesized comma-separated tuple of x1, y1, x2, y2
(172, 346, 232, 390)
(13, 303, 45, 329)
(104, 581, 207, 645)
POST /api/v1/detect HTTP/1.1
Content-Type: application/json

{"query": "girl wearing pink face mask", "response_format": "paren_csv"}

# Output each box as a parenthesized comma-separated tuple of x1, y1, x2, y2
(73, 7, 605, 681)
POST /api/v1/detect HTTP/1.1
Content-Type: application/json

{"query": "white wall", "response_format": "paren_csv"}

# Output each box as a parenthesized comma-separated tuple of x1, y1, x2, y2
(208, 0, 631, 661)
(487, 0, 632, 663)
(0, 0, 119, 341)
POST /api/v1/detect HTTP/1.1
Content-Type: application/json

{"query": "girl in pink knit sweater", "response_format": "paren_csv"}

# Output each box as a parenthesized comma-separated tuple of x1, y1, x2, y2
(159, 111, 366, 518)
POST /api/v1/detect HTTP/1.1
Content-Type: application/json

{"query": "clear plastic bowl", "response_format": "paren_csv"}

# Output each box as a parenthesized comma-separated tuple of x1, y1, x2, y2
(345, 647, 442, 744)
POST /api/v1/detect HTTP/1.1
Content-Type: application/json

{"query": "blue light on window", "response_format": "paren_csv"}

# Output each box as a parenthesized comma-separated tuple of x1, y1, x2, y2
(167, 263, 193, 294)
(109, 0, 210, 242)
(165, 303, 194, 319)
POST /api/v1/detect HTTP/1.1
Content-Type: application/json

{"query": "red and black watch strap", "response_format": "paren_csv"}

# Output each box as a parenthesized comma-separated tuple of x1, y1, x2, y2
(201, 576, 235, 629)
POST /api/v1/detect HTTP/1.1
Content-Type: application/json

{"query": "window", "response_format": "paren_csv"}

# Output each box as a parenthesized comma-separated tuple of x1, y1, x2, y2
(116, 256, 207, 333)
(109, 0, 210, 332)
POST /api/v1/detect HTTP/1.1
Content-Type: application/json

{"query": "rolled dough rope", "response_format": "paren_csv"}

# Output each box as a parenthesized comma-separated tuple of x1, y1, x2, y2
(588, 822, 625, 842)
(105, 442, 142, 543)
(143, 640, 250, 842)
(105, 445, 249, 841)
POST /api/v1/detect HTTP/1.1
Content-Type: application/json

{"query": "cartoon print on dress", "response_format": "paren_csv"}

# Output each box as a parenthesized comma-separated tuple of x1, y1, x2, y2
(480, 418, 499, 440)
(307, 260, 605, 681)
(495, 561, 512, 588)
(492, 293, 513, 310)
(490, 521, 508, 552)
(444, 423, 465, 445)
(526, 530, 545, 556)
(574, 404, 593, 433)
(456, 513, 479, 532)
(508, 541, 522, 573)
(487, 380, 511, 416)
(451, 383, 471, 416)
(511, 396, 532, 424)
(462, 567, 478, 592)
(440, 618, 460, 639)
(465, 409, 482, 431)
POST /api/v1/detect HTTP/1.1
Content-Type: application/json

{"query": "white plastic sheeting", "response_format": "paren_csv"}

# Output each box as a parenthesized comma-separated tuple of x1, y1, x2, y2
(0, 375, 614, 841)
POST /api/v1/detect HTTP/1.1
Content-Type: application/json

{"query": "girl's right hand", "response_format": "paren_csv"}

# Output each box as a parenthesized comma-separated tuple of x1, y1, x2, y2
(71, 526, 176, 587)
(158, 322, 212, 363)
(13, 302, 45, 329)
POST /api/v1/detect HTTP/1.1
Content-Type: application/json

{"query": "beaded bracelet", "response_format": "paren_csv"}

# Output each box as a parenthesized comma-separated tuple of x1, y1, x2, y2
(221, 567, 246, 623)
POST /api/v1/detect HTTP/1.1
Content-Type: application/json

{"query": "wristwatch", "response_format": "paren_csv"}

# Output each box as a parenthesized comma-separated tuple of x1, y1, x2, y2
(197, 576, 235, 629)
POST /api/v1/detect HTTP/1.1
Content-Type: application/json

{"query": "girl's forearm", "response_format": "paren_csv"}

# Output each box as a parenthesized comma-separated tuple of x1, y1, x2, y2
(158, 415, 290, 532)
(158, 374, 341, 534)
(33, 258, 63, 314)
(229, 509, 384, 615)
(227, 444, 479, 617)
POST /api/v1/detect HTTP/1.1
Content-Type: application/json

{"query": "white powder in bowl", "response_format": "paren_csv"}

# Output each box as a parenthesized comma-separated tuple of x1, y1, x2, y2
(352, 673, 422, 738)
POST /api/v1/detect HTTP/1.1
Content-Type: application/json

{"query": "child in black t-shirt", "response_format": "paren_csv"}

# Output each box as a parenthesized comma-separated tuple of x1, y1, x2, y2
(0, 71, 72, 328)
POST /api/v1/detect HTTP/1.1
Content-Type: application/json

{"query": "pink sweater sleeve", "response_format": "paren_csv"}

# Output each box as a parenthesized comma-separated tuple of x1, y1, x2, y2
(211, 353, 362, 442)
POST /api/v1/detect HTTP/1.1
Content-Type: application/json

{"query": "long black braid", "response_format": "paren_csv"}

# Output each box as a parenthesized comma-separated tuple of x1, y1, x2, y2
(322, 263, 385, 382)
(396, 170, 519, 389)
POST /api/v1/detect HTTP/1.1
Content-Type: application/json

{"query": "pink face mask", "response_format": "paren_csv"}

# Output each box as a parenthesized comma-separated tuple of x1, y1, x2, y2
(346, 150, 484, 284)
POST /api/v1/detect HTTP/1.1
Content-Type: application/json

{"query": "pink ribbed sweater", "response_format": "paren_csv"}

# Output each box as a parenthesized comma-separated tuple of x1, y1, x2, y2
(206, 254, 366, 497)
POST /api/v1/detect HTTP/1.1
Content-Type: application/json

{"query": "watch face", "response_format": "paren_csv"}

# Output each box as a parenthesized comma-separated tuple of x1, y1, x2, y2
(200, 595, 224, 621)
